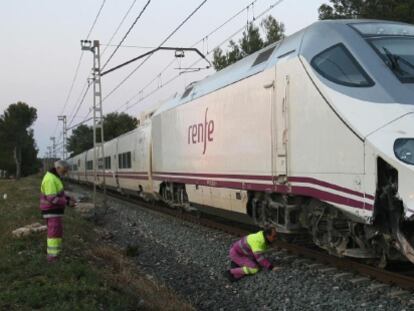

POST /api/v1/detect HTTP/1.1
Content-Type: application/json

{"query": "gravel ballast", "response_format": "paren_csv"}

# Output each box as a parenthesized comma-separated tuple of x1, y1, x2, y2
(71, 186, 414, 311)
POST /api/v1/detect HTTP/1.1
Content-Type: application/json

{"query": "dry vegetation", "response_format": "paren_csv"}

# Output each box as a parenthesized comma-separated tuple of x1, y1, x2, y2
(0, 175, 193, 311)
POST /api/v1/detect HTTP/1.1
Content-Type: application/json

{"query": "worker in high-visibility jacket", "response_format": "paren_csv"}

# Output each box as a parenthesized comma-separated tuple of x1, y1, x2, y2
(39, 160, 75, 262)
(224, 228, 278, 282)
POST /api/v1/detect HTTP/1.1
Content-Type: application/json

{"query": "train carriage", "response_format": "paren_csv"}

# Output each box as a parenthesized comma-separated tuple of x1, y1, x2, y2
(102, 138, 118, 190)
(115, 126, 152, 195)
(68, 19, 414, 265)
(151, 20, 414, 263)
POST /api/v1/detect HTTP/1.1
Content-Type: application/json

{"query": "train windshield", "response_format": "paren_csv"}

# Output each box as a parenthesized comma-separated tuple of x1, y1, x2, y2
(370, 37, 414, 83)
(350, 23, 414, 83)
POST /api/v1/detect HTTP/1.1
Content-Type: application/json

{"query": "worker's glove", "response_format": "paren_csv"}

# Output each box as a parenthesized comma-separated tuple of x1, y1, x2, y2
(70, 197, 78, 207)
(66, 196, 77, 207)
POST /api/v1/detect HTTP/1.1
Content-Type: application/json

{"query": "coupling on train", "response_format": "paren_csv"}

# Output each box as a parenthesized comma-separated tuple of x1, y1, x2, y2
(68, 20, 414, 266)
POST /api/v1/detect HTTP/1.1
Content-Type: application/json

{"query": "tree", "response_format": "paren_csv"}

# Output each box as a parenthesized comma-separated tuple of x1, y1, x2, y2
(239, 23, 264, 56)
(318, 0, 414, 23)
(67, 125, 93, 157)
(20, 129, 41, 176)
(261, 15, 285, 45)
(212, 15, 285, 71)
(67, 112, 138, 157)
(0, 102, 37, 179)
(103, 112, 138, 142)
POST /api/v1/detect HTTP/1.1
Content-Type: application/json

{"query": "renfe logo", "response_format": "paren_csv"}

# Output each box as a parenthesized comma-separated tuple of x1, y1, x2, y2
(188, 108, 214, 154)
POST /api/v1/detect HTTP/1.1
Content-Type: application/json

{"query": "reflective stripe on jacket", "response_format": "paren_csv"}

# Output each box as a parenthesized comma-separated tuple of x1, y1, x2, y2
(235, 231, 272, 270)
(40, 170, 67, 217)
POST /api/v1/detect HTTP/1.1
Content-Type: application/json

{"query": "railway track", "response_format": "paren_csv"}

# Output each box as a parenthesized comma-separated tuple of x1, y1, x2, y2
(71, 182, 414, 293)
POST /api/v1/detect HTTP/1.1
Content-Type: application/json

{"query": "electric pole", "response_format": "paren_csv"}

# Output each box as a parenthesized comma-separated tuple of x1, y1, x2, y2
(47, 146, 52, 169)
(50, 137, 56, 159)
(58, 115, 67, 159)
(81, 39, 106, 210)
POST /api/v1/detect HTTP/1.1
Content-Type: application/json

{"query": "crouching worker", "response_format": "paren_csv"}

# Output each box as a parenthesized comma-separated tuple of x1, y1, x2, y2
(39, 160, 76, 262)
(224, 228, 278, 282)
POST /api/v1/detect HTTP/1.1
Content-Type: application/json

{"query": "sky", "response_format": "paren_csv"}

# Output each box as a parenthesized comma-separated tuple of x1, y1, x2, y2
(0, 0, 327, 157)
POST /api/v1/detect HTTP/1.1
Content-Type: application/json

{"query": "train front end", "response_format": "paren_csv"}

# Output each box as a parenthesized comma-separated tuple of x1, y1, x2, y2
(357, 22, 414, 263)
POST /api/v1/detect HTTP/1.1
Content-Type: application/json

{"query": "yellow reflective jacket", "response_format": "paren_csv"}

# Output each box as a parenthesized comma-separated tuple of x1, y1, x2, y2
(237, 230, 273, 269)
(39, 169, 67, 217)
(247, 231, 268, 253)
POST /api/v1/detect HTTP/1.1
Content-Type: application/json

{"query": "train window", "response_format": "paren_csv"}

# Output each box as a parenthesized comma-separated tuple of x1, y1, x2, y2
(123, 154, 127, 168)
(86, 160, 93, 170)
(104, 156, 111, 169)
(126, 152, 131, 168)
(311, 43, 374, 87)
(252, 46, 275, 67)
(368, 37, 414, 83)
(350, 22, 414, 37)
(181, 87, 193, 99)
(118, 154, 123, 169)
(118, 152, 131, 169)
(98, 158, 104, 170)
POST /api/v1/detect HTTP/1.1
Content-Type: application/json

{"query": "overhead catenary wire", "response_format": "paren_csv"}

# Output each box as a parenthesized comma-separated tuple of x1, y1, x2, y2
(114, 0, 261, 112)
(115, 0, 264, 112)
(101, 0, 139, 57)
(101, 44, 157, 49)
(68, 82, 92, 127)
(67, 0, 141, 132)
(53, 0, 107, 136)
(102, 0, 209, 102)
(123, 0, 285, 113)
(67, 80, 89, 126)
(101, 0, 152, 71)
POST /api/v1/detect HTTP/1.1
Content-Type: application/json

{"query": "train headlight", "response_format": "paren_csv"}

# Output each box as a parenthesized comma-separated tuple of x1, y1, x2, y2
(394, 138, 414, 165)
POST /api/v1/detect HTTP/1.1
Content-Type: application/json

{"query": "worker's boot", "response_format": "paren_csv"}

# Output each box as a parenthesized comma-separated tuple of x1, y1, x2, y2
(223, 270, 238, 283)
(230, 261, 239, 269)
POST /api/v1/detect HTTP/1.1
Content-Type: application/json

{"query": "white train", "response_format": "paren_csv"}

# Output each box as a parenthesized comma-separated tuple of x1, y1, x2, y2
(68, 20, 414, 266)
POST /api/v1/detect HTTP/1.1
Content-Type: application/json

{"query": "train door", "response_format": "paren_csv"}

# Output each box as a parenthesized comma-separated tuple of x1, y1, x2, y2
(267, 66, 290, 184)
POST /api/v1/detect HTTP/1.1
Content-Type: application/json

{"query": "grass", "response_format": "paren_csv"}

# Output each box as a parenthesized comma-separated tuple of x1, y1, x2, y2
(0, 175, 193, 311)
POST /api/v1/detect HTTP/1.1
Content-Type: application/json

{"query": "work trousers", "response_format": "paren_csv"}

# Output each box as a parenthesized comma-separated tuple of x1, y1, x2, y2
(46, 217, 63, 262)
(229, 245, 259, 279)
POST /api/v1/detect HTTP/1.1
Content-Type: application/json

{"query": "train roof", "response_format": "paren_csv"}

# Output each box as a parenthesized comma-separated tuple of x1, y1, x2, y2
(153, 19, 411, 116)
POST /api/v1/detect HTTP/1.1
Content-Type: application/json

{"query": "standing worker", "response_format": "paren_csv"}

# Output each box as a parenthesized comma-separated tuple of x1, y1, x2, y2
(39, 160, 75, 262)
(224, 227, 278, 282)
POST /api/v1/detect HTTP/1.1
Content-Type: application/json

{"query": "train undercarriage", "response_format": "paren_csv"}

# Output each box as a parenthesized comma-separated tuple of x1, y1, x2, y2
(245, 160, 414, 267)
(158, 159, 414, 267)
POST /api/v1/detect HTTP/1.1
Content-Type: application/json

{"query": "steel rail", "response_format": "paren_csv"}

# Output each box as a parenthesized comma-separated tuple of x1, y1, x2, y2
(71, 181, 414, 291)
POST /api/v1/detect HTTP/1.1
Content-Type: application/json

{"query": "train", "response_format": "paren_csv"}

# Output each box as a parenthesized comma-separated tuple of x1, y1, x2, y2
(67, 19, 414, 266)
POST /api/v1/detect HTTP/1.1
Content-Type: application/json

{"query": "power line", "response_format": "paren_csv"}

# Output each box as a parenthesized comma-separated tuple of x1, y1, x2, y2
(67, 80, 89, 125)
(115, 0, 261, 112)
(68, 0, 137, 133)
(68, 82, 92, 127)
(123, 0, 286, 113)
(101, 0, 138, 57)
(101, 0, 152, 71)
(85, 0, 107, 40)
(102, 0, 209, 102)
(53, 0, 107, 135)
(101, 44, 157, 49)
